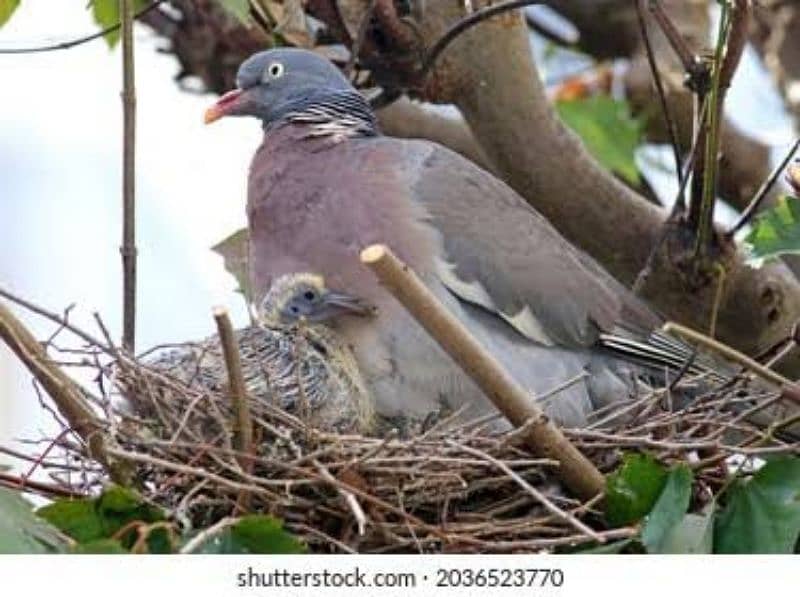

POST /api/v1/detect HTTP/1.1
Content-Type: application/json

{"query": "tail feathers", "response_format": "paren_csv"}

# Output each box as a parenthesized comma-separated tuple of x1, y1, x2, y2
(599, 330, 731, 384)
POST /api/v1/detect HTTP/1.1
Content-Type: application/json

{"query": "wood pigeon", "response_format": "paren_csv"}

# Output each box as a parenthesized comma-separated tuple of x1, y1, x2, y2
(204, 48, 712, 428)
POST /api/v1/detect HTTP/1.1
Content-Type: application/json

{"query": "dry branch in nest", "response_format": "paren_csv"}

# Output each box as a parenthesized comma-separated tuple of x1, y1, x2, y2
(2, 289, 799, 553)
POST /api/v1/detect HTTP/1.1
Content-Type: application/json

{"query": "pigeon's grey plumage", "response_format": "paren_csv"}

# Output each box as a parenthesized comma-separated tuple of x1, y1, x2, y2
(205, 49, 711, 428)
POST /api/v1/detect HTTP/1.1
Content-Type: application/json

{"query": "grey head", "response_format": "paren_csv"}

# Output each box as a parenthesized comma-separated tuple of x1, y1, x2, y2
(259, 272, 376, 326)
(204, 48, 377, 135)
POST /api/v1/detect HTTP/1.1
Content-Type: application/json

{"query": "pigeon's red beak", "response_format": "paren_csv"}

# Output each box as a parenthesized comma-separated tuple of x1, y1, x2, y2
(204, 88, 245, 124)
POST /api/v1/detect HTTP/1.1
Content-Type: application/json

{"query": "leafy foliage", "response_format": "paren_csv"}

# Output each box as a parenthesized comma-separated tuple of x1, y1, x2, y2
(605, 453, 668, 526)
(744, 195, 800, 265)
(190, 515, 307, 554)
(91, 0, 149, 48)
(657, 506, 714, 554)
(714, 457, 800, 553)
(0, 488, 69, 553)
(37, 485, 168, 553)
(0, 0, 20, 28)
(641, 465, 695, 553)
(556, 95, 643, 185)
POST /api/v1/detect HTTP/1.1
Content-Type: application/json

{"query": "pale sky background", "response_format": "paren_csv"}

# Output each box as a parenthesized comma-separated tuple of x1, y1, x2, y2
(0, 3, 795, 468)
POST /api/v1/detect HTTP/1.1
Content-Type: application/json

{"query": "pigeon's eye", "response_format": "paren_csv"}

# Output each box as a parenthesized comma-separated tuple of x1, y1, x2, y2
(303, 290, 316, 301)
(265, 62, 285, 80)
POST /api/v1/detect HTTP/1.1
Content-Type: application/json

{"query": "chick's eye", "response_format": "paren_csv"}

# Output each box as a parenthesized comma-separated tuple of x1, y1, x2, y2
(265, 62, 284, 79)
(303, 291, 316, 301)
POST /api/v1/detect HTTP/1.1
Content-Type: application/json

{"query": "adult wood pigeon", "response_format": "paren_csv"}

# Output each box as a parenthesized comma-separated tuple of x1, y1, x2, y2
(204, 48, 714, 428)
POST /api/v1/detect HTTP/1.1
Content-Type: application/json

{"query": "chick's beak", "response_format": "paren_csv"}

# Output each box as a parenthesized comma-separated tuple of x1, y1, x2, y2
(322, 291, 377, 318)
(203, 88, 245, 124)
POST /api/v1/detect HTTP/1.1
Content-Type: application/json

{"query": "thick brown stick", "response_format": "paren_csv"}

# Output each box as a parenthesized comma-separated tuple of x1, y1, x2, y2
(120, 0, 137, 352)
(360, 244, 605, 500)
(212, 307, 254, 464)
(0, 302, 129, 484)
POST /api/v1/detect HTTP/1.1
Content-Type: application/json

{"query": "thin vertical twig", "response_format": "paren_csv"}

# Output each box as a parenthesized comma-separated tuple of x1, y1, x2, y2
(635, 0, 683, 188)
(121, 0, 137, 353)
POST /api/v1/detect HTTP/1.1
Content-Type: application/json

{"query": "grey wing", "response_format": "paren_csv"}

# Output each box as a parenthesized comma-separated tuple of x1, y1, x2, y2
(407, 142, 634, 348)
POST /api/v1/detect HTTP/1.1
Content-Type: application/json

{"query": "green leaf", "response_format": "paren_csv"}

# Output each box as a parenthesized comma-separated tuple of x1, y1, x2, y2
(194, 515, 306, 554)
(658, 505, 715, 554)
(0, 0, 20, 28)
(37, 499, 105, 544)
(0, 488, 69, 553)
(90, 0, 148, 48)
(744, 195, 800, 265)
(642, 465, 693, 553)
(556, 95, 643, 185)
(605, 453, 668, 527)
(37, 485, 164, 548)
(217, 0, 251, 24)
(71, 538, 128, 554)
(715, 457, 800, 553)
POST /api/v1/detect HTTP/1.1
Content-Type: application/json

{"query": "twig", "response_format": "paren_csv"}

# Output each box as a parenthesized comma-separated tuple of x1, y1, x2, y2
(345, 0, 379, 79)
(179, 516, 238, 553)
(121, 0, 138, 353)
(0, 1, 168, 54)
(635, 0, 683, 187)
(211, 308, 254, 463)
(0, 303, 129, 483)
(708, 263, 726, 338)
(726, 138, 800, 237)
(662, 322, 800, 400)
(0, 472, 88, 499)
(0, 287, 111, 352)
(446, 440, 602, 542)
(645, 0, 699, 76)
(360, 244, 604, 500)
(313, 459, 368, 536)
(693, 3, 732, 256)
(213, 307, 254, 510)
(420, 0, 543, 79)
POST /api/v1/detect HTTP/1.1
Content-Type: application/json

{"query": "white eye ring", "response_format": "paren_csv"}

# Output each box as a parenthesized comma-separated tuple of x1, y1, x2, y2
(264, 62, 285, 80)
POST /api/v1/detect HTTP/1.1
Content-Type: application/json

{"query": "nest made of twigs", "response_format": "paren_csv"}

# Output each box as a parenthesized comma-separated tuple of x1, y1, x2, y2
(4, 316, 799, 554)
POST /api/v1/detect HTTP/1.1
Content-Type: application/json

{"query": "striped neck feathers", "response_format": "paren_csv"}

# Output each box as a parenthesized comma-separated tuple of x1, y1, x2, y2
(266, 89, 379, 140)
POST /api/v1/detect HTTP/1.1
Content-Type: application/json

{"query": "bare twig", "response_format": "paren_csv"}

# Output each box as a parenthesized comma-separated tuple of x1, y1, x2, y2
(645, 0, 699, 75)
(0, 287, 111, 353)
(0, 303, 128, 483)
(727, 138, 800, 237)
(662, 322, 800, 397)
(313, 459, 368, 536)
(121, 0, 138, 353)
(0, 1, 168, 55)
(635, 0, 683, 187)
(179, 516, 238, 553)
(420, 0, 543, 79)
(360, 244, 604, 500)
(446, 440, 602, 542)
(212, 306, 254, 510)
(212, 308, 253, 462)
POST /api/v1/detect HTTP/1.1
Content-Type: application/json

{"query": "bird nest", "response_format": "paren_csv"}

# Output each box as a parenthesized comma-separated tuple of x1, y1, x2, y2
(1, 301, 799, 553)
